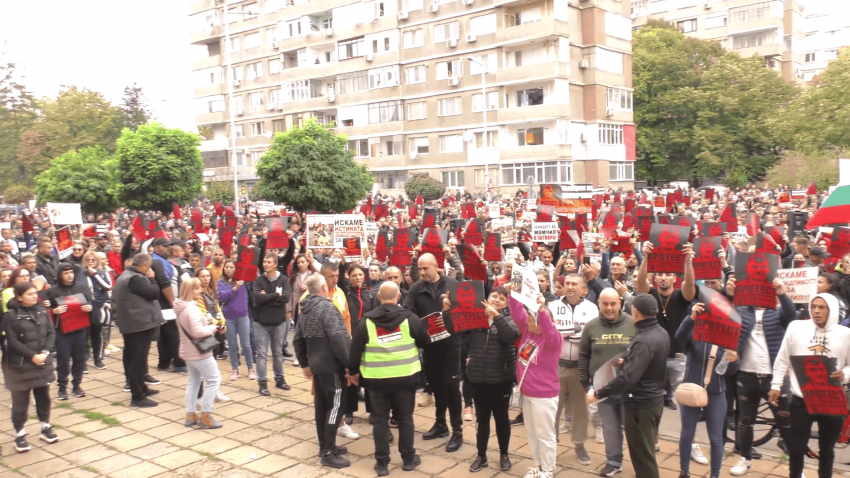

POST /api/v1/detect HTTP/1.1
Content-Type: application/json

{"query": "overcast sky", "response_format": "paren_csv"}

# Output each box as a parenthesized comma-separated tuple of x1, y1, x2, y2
(0, 0, 203, 131)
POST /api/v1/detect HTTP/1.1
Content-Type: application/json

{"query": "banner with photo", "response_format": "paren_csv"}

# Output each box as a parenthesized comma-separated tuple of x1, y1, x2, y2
(510, 263, 540, 311)
(47, 202, 83, 225)
(693, 286, 742, 350)
(791, 355, 849, 417)
(734, 252, 779, 309)
(647, 223, 690, 274)
(445, 281, 490, 332)
(692, 236, 723, 280)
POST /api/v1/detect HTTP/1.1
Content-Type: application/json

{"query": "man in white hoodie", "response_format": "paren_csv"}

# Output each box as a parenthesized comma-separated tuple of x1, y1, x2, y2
(769, 293, 850, 478)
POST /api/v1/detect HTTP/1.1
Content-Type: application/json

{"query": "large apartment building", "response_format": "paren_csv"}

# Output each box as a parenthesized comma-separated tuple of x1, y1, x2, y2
(631, 0, 849, 83)
(190, 0, 636, 197)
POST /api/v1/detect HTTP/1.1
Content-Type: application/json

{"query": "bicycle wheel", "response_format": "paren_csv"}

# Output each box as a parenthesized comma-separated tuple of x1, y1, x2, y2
(752, 401, 779, 447)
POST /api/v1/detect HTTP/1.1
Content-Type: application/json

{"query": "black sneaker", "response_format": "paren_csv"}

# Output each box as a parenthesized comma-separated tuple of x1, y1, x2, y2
(275, 377, 291, 391)
(144, 374, 161, 385)
(664, 399, 678, 411)
(124, 381, 131, 392)
(599, 463, 622, 476)
(445, 432, 462, 452)
(389, 418, 398, 428)
(316, 445, 348, 457)
(145, 388, 160, 397)
(93, 359, 106, 370)
(14, 435, 31, 453)
(575, 443, 591, 465)
(320, 451, 351, 469)
(510, 412, 524, 426)
(345, 415, 353, 426)
(57, 387, 69, 401)
(422, 422, 449, 440)
(500, 454, 511, 472)
(72, 385, 86, 398)
(402, 454, 421, 471)
(283, 349, 293, 358)
(259, 380, 271, 396)
(40, 426, 59, 444)
(374, 462, 389, 476)
(130, 397, 158, 408)
(470, 456, 488, 472)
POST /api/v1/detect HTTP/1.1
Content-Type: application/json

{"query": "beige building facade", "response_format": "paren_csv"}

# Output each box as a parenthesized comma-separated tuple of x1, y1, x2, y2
(191, 0, 637, 197)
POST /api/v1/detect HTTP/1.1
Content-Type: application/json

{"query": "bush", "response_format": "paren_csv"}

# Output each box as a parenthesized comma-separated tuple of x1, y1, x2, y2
(404, 174, 445, 201)
(3, 185, 34, 204)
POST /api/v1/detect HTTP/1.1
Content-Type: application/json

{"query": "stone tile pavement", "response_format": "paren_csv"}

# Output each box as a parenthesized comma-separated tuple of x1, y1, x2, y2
(0, 335, 838, 478)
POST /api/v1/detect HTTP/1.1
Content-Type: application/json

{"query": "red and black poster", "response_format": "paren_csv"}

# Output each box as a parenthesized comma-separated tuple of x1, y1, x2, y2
(464, 218, 484, 246)
(265, 216, 290, 249)
(754, 232, 780, 255)
(745, 213, 760, 237)
(56, 226, 73, 258)
(647, 223, 690, 274)
(446, 280, 489, 332)
(766, 225, 786, 250)
(375, 231, 389, 262)
(420, 227, 447, 266)
(483, 232, 502, 261)
(598, 211, 620, 237)
(416, 194, 424, 206)
(704, 188, 714, 201)
(791, 355, 849, 417)
(657, 214, 671, 225)
(173, 204, 182, 220)
(624, 198, 635, 215)
(131, 215, 146, 243)
(374, 203, 388, 221)
(456, 244, 487, 281)
(693, 286, 742, 350)
(234, 245, 259, 281)
(423, 311, 450, 343)
(421, 208, 438, 229)
(408, 204, 417, 220)
(449, 218, 465, 238)
(720, 203, 738, 232)
(637, 215, 656, 243)
(390, 228, 414, 266)
(733, 252, 779, 309)
(462, 202, 476, 219)
(536, 204, 556, 223)
(672, 215, 694, 230)
(830, 227, 850, 260)
(610, 231, 633, 259)
(635, 205, 652, 217)
(55, 293, 90, 333)
(191, 208, 204, 233)
(701, 221, 726, 238)
(692, 236, 723, 280)
(343, 236, 362, 260)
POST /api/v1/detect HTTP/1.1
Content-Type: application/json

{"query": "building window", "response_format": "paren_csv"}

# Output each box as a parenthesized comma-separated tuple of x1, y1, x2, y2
(338, 37, 365, 60)
(248, 92, 264, 107)
(403, 29, 424, 49)
(284, 19, 301, 38)
(268, 59, 281, 75)
(439, 134, 464, 153)
(500, 161, 572, 185)
(705, 14, 727, 29)
(609, 161, 634, 181)
(251, 150, 263, 165)
(408, 101, 427, 120)
(469, 13, 497, 35)
(606, 88, 633, 110)
(234, 151, 245, 166)
(368, 66, 399, 89)
(267, 27, 278, 45)
(250, 122, 265, 136)
(729, 2, 773, 24)
(512, 8, 542, 25)
(437, 97, 462, 116)
(368, 100, 403, 124)
(442, 171, 464, 188)
(517, 128, 545, 146)
(337, 71, 369, 94)
(469, 53, 498, 75)
(598, 124, 623, 145)
(244, 32, 261, 49)
(227, 7, 240, 23)
(347, 139, 370, 157)
(283, 80, 311, 101)
(196, 95, 225, 114)
(474, 130, 498, 149)
(230, 95, 243, 111)
(824, 49, 840, 61)
(233, 124, 244, 138)
(228, 36, 241, 53)
(246, 62, 263, 79)
(272, 119, 284, 133)
(405, 65, 426, 84)
(516, 88, 544, 107)
(677, 19, 697, 33)
(409, 137, 429, 154)
(268, 89, 280, 106)
(732, 31, 776, 49)
(436, 59, 463, 80)
(587, 48, 624, 74)
(433, 21, 460, 43)
(472, 92, 498, 112)
(631, 0, 647, 16)
(806, 52, 816, 62)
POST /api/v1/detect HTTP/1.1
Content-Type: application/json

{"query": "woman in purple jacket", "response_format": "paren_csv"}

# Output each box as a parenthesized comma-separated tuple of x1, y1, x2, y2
(217, 261, 255, 381)
(507, 284, 562, 478)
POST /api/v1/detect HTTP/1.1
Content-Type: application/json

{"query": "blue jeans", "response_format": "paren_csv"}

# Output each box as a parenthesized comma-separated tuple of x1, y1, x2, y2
(225, 315, 254, 371)
(597, 396, 625, 468)
(254, 322, 285, 382)
(679, 392, 726, 478)
(186, 356, 221, 413)
(665, 357, 687, 401)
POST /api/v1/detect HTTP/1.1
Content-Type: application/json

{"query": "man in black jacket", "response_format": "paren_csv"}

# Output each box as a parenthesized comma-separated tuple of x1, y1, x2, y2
(350, 282, 428, 476)
(587, 294, 669, 478)
(293, 273, 352, 469)
(35, 238, 59, 285)
(252, 253, 292, 396)
(46, 263, 93, 400)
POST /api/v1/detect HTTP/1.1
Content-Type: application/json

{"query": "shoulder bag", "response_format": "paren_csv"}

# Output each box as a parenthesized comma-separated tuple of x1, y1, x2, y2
(674, 344, 719, 408)
(175, 315, 219, 354)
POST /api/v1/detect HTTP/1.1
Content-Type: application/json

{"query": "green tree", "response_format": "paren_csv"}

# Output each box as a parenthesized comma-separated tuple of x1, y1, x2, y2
(255, 120, 373, 212)
(34, 146, 118, 213)
(204, 180, 235, 204)
(0, 63, 38, 189)
(118, 83, 152, 132)
(765, 149, 838, 191)
(115, 123, 204, 212)
(3, 185, 34, 204)
(405, 174, 446, 201)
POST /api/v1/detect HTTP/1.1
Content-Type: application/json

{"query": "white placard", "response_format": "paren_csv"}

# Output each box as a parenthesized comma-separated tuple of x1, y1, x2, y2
(488, 203, 501, 219)
(776, 267, 818, 304)
(332, 214, 366, 248)
(365, 222, 378, 243)
(46, 202, 83, 225)
(510, 264, 540, 311)
(531, 222, 559, 242)
(255, 201, 275, 215)
(0, 222, 10, 231)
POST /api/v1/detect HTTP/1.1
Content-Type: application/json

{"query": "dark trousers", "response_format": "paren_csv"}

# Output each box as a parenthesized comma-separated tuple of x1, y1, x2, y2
(346, 383, 361, 416)
(786, 395, 844, 478)
(314, 372, 347, 455)
(11, 386, 50, 432)
(625, 405, 663, 478)
(423, 345, 463, 432)
(724, 372, 738, 445)
(157, 320, 185, 369)
(471, 382, 512, 456)
(56, 328, 87, 388)
(123, 328, 155, 401)
(461, 340, 474, 408)
(736, 372, 788, 460)
(89, 320, 103, 361)
(369, 387, 416, 465)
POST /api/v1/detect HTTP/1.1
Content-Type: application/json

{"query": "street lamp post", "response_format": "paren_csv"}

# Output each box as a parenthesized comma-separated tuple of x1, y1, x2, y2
(223, 6, 253, 210)
(467, 57, 491, 200)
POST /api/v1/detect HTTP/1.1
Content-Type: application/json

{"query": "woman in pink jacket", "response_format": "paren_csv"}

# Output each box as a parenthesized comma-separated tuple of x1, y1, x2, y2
(174, 278, 225, 429)
(507, 284, 562, 478)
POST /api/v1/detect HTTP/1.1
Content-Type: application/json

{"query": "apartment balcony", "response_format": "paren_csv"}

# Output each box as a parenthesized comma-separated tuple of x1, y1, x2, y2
(200, 138, 229, 152)
(335, 86, 402, 106)
(190, 0, 215, 15)
(494, 18, 570, 45)
(337, 121, 402, 138)
(727, 17, 783, 36)
(276, 15, 397, 53)
(195, 111, 228, 126)
(497, 104, 567, 123)
(733, 42, 784, 58)
(195, 82, 227, 98)
(495, 62, 568, 84)
(191, 25, 222, 45)
(499, 144, 572, 162)
(360, 154, 409, 170)
(280, 51, 400, 82)
(192, 55, 222, 71)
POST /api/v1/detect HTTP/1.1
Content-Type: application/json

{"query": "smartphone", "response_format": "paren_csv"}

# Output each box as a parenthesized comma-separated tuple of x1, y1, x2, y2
(583, 256, 592, 265)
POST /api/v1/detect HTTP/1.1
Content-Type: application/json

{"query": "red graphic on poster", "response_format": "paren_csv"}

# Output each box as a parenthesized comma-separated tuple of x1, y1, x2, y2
(390, 228, 414, 266)
(637, 216, 655, 243)
(733, 252, 778, 309)
(55, 293, 90, 334)
(409, 204, 417, 220)
(423, 312, 450, 343)
(265, 217, 290, 249)
(692, 236, 723, 280)
(462, 202, 476, 219)
(701, 221, 726, 238)
(720, 203, 737, 232)
(610, 231, 633, 259)
(465, 219, 484, 246)
(56, 226, 73, 255)
(420, 228, 447, 266)
(421, 208, 438, 228)
(483, 232, 502, 261)
(536, 204, 556, 223)
(791, 355, 849, 417)
(457, 244, 487, 281)
(234, 245, 259, 281)
(647, 224, 689, 274)
(693, 286, 741, 350)
(830, 227, 850, 260)
(376, 231, 388, 262)
(446, 281, 489, 332)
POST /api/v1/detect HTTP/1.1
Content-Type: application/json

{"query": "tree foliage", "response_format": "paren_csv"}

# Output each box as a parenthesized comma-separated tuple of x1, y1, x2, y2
(3, 185, 34, 204)
(115, 123, 203, 212)
(405, 174, 446, 201)
(118, 83, 152, 132)
(204, 180, 235, 205)
(765, 150, 838, 191)
(0, 63, 38, 189)
(633, 20, 797, 187)
(34, 146, 118, 213)
(255, 120, 373, 212)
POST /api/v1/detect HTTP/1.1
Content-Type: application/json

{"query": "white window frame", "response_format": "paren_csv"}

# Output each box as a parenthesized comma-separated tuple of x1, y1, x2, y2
(233, 124, 244, 138)
(250, 121, 265, 136)
(367, 100, 404, 124)
(606, 88, 633, 110)
(517, 127, 546, 146)
(514, 8, 542, 25)
(244, 32, 261, 49)
(268, 89, 280, 105)
(598, 123, 624, 145)
(246, 61, 263, 79)
(705, 14, 727, 29)
(368, 66, 399, 89)
(442, 171, 464, 188)
(437, 97, 462, 116)
(805, 52, 816, 62)
(267, 27, 278, 45)
(500, 161, 572, 185)
(403, 29, 424, 49)
(338, 37, 366, 60)
(473, 130, 498, 149)
(409, 137, 429, 154)
(230, 95, 243, 111)
(433, 21, 460, 43)
(407, 101, 427, 120)
(472, 91, 499, 112)
(469, 53, 498, 75)
(405, 65, 426, 84)
(403, 0, 423, 11)
(516, 88, 544, 107)
(439, 134, 464, 153)
(234, 151, 245, 166)
(284, 19, 302, 38)
(435, 59, 463, 80)
(677, 19, 697, 33)
(283, 80, 311, 102)
(469, 13, 497, 35)
(228, 36, 241, 53)
(609, 161, 634, 181)
(251, 150, 264, 165)
(268, 58, 281, 75)
(348, 139, 370, 157)
(248, 92, 264, 107)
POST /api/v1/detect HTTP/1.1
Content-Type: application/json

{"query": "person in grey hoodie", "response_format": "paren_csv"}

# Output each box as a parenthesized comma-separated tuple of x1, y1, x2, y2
(293, 273, 352, 470)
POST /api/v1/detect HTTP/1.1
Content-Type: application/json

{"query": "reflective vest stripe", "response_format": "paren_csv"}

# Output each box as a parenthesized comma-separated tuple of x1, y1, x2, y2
(361, 318, 421, 379)
(361, 355, 422, 368)
(365, 342, 417, 353)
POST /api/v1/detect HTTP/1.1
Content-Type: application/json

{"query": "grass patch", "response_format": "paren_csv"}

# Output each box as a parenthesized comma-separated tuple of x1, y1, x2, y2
(72, 409, 120, 426)
(29, 414, 38, 420)
(71, 430, 86, 438)
(80, 465, 99, 473)
(111, 401, 123, 407)
(56, 402, 73, 409)
(780, 454, 789, 463)
(52, 424, 64, 430)
(277, 413, 289, 419)
(198, 451, 221, 462)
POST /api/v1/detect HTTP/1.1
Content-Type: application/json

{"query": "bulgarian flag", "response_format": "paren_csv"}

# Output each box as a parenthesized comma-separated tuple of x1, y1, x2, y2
(806, 184, 850, 228)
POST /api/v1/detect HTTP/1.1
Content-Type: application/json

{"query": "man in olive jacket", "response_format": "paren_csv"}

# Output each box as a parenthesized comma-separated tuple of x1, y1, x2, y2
(113, 254, 165, 408)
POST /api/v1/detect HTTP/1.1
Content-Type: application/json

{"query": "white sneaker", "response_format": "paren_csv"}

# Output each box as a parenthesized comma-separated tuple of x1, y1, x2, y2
(337, 423, 359, 439)
(214, 393, 230, 402)
(538, 471, 553, 478)
(655, 441, 660, 452)
(690, 443, 708, 465)
(729, 457, 752, 476)
(595, 426, 605, 444)
(293, 357, 299, 366)
(522, 467, 541, 478)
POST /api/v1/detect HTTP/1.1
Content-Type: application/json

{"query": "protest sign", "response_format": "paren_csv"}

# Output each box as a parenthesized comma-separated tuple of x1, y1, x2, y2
(445, 281, 489, 332)
(56, 226, 74, 259)
(423, 312, 450, 343)
(776, 267, 818, 304)
(255, 201, 275, 215)
(234, 245, 259, 281)
(456, 244, 487, 281)
(692, 236, 723, 280)
(333, 215, 365, 248)
(375, 231, 388, 262)
(531, 222, 559, 242)
(389, 228, 414, 266)
(342, 236, 363, 262)
(536, 183, 593, 214)
(464, 218, 484, 246)
(734, 252, 779, 309)
(510, 264, 540, 310)
(636, 215, 655, 243)
(265, 217, 290, 249)
(47, 202, 83, 225)
(365, 222, 378, 243)
(54, 293, 91, 333)
(791, 355, 849, 417)
(483, 232, 502, 261)
(647, 224, 689, 274)
(701, 221, 726, 238)
(692, 286, 741, 350)
(488, 203, 501, 219)
(420, 228, 447, 266)
(306, 215, 335, 248)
